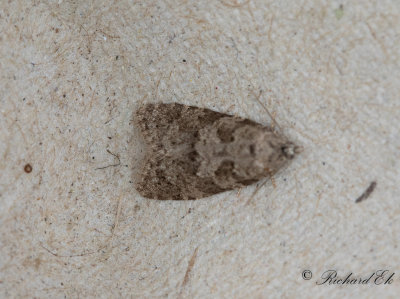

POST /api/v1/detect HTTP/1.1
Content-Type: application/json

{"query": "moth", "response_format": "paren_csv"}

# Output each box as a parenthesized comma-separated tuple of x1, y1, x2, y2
(134, 103, 300, 200)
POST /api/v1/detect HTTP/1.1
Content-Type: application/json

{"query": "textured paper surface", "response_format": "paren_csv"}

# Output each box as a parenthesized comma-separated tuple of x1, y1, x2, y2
(1, 1, 399, 298)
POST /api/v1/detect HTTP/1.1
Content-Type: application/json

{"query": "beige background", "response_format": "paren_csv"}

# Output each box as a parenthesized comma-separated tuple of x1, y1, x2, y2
(1, 0, 399, 298)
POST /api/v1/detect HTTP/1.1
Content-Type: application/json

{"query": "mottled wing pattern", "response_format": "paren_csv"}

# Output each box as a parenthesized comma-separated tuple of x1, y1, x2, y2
(135, 103, 221, 145)
(135, 103, 228, 200)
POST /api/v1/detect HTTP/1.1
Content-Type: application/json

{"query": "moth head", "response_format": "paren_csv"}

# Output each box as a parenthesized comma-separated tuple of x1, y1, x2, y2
(281, 142, 302, 159)
(250, 131, 301, 175)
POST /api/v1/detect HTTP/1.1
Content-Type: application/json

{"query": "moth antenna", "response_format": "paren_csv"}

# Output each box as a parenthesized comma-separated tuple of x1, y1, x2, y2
(265, 167, 277, 188)
(252, 90, 282, 133)
(245, 180, 268, 205)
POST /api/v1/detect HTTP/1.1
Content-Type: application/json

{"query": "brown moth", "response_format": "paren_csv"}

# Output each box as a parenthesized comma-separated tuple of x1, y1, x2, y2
(134, 103, 300, 200)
